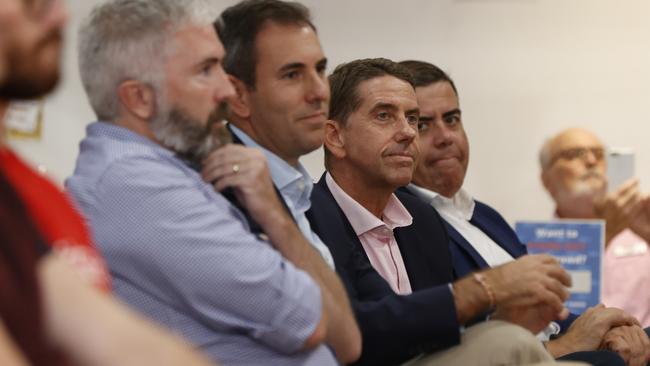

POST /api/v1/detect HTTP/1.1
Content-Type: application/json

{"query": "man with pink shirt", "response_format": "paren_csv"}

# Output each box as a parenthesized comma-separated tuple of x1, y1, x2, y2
(307, 58, 587, 366)
(540, 128, 650, 327)
(324, 172, 414, 294)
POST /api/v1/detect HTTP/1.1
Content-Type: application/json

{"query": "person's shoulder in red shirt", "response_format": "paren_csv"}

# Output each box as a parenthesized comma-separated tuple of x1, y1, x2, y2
(0, 148, 110, 291)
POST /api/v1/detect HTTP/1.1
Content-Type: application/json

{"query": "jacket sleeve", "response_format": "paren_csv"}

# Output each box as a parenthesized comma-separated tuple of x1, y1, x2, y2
(341, 239, 460, 366)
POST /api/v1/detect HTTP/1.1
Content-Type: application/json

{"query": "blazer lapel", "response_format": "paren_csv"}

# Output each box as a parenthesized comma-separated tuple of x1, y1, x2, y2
(445, 221, 490, 270)
(469, 204, 526, 259)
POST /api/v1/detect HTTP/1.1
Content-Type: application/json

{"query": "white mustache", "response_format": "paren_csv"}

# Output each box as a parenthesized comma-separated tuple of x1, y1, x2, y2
(580, 170, 604, 180)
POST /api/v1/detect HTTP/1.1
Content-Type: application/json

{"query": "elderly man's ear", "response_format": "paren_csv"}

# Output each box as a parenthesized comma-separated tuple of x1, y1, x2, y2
(541, 170, 555, 196)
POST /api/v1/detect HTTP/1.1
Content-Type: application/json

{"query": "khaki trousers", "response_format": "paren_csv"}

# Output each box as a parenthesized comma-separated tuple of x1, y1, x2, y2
(402, 320, 588, 366)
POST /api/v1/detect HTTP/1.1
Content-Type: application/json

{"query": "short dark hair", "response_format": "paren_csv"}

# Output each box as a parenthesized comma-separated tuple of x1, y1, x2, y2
(214, 0, 315, 88)
(329, 58, 415, 126)
(325, 58, 415, 170)
(398, 60, 457, 95)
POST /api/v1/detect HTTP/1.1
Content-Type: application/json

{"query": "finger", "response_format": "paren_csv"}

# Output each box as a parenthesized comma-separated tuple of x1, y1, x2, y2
(213, 171, 255, 192)
(640, 328, 650, 359)
(201, 154, 231, 176)
(624, 200, 644, 220)
(601, 309, 639, 328)
(214, 166, 264, 193)
(201, 145, 248, 172)
(618, 189, 643, 215)
(557, 306, 570, 320)
(607, 337, 632, 363)
(610, 193, 635, 218)
(615, 178, 639, 197)
(532, 253, 559, 264)
(641, 194, 650, 209)
(617, 313, 640, 328)
(613, 187, 641, 220)
(626, 328, 645, 366)
(201, 143, 240, 163)
(204, 143, 265, 166)
(541, 277, 571, 302)
(532, 286, 566, 316)
(629, 326, 649, 354)
(202, 161, 246, 183)
(544, 263, 572, 287)
(201, 146, 269, 183)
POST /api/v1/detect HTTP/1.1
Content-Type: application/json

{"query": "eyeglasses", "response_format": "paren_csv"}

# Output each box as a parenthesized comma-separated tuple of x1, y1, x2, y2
(548, 146, 605, 167)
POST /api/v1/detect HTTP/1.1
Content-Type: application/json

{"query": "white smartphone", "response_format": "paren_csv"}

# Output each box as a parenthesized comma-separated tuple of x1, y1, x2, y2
(606, 148, 635, 192)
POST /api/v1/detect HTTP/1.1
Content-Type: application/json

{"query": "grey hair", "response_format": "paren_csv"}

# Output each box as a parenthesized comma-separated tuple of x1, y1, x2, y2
(78, 0, 219, 121)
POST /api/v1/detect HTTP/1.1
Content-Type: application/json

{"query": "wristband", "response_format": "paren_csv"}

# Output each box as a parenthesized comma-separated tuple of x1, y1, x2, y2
(473, 272, 495, 311)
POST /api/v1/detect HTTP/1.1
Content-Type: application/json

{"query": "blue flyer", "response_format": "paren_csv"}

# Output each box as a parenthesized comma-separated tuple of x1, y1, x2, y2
(515, 220, 604, 315)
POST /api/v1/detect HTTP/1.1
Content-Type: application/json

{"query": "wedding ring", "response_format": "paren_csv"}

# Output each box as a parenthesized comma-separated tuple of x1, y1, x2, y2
(232, 164, 240, 173)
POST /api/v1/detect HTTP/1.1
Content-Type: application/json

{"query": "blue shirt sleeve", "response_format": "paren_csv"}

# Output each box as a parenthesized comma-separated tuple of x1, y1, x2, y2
(90, 154, 322, 354)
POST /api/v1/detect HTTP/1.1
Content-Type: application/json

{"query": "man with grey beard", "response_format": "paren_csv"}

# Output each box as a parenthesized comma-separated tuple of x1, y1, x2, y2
(65, 0, 358, 364)
(541, 128, 650, 331)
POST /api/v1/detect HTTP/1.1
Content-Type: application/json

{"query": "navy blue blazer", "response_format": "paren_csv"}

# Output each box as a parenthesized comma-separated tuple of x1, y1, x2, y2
(401, 186, 578, 331)
(306, 175, 460, 366)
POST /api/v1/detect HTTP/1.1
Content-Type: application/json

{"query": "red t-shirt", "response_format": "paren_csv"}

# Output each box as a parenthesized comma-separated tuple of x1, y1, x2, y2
(0, 148, 110, 291)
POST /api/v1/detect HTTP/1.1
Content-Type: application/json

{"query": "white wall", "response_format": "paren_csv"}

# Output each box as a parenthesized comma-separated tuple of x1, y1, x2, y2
(11, 0, 650, 224)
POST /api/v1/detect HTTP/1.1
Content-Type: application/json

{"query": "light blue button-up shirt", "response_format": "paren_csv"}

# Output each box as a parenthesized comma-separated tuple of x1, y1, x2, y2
(230, 125, 335, 269)
(66, 122, 337, 366)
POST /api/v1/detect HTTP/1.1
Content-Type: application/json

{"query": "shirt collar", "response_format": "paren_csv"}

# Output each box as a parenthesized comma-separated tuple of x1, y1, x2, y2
(230, 124, 313, 208)
(88, 121, 175, 157)
(326, 172, 412, 236)
(408, 183, 476, 221)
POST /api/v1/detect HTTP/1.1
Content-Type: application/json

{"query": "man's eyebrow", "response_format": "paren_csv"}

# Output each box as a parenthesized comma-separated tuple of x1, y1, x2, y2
(369, 102, 398, 113)
(406, 107, 420, 116)
(442, 108, 461, 119)
(196, 57, 220, 69)
(278, 62, 305, 73)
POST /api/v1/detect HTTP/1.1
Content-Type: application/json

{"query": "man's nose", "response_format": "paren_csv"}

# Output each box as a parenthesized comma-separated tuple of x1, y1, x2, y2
(395, 117, 417, 142)
(306, 72, 329, 104)
(583, 149, 600, 167)
(432, 121, 453, 148)
(214, 68, 236, 103)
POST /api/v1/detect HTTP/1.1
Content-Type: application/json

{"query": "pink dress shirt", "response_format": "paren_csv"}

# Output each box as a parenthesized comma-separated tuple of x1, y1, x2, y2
(326, 173, 413, 295)
(602, 229, 650, 327)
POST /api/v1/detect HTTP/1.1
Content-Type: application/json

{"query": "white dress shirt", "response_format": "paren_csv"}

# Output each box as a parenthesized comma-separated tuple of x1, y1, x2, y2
(409, 185, 513, 267)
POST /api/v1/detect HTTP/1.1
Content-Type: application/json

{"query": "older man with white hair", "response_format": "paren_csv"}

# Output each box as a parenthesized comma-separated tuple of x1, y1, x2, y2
(540, 128, 650, 329)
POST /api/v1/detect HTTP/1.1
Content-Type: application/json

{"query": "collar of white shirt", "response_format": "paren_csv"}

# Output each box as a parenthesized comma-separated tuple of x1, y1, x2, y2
(408, 184, 475, 221)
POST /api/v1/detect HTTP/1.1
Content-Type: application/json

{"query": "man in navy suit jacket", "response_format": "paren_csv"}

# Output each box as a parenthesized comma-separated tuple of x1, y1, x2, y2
(307, 58, 580, 366)
(399, 59, 650, 365)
